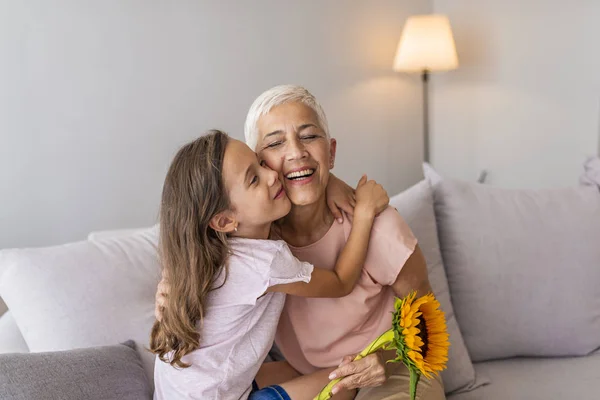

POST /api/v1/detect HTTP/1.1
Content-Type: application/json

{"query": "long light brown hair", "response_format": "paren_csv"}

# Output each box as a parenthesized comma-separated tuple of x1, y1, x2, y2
(149, 130, 231, 368)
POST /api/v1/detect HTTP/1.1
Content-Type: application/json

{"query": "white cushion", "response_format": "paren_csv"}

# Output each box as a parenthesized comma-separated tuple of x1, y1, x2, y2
(0, 227, 160, 382)
(0, 311, 29, 354)
(87, 226, 153, 241)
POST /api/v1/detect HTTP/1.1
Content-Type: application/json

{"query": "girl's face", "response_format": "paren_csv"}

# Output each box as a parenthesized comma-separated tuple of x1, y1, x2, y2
(221, 139, 291, 237)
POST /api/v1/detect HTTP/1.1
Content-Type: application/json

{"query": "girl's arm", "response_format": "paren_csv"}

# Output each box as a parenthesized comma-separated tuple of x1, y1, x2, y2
(256, 361, 356, 400)
(268, 176, 388, 298)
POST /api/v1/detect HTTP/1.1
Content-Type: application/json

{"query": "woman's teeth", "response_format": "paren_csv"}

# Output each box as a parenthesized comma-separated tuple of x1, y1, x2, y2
(286, 169, 315, 180)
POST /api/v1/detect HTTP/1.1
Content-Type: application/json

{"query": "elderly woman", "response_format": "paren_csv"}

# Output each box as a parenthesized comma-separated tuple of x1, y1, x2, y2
(242, 85, 445, 400)
(156, 85, 446, 400)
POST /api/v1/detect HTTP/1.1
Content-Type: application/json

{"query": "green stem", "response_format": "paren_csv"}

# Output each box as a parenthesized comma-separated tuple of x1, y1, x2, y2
(409, 369, 420, 400)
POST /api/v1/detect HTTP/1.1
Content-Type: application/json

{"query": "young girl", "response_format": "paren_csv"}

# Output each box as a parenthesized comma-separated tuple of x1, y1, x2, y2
(150, 130, 388, 400)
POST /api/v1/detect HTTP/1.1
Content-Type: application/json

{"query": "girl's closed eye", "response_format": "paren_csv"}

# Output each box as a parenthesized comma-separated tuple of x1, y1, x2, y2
(251, 175, 258, 185)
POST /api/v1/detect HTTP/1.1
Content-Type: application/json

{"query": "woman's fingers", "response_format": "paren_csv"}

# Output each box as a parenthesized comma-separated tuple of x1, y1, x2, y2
(154, 278, 170, 321)
(154, 301, 165, 321)
(329, 353, 386, 394)
(338, 355, 354, 367)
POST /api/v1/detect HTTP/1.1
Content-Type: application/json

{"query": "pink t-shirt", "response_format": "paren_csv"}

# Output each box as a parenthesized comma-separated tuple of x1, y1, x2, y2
(275, 207, 417, 374)
(154, 238, 313, 400)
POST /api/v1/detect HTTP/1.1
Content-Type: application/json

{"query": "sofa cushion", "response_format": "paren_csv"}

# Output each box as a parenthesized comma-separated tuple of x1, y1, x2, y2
(391, 180, 487, 393)
(580, 156, 600, 189)
(447, 350, 600, 400)
(0, 311, 28, 354)
(87, 226, 153, 241)
(427, 170, 600, 362)
(0, 227, 160, 382)
(0, 296, 7, 317)
(0, 341, 152, 400)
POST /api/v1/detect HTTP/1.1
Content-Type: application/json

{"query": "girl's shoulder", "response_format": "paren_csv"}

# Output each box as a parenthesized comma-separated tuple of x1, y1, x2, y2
(228, 238, 289, 273)
(228, 238, 310, 283)
(229, 237, 287, 257)
(211, 238, 307, 306)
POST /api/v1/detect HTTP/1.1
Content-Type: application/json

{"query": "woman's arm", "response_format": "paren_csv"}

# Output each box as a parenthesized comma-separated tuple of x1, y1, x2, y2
(391, 244, 432, 298)
(268, 176, 389, 298)
(326, 217, 431, 394)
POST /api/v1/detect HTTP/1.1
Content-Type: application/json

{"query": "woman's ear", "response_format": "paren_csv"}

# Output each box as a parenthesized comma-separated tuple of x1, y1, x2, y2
(209, 211, 237, 233)
(329, 138, 337, 169)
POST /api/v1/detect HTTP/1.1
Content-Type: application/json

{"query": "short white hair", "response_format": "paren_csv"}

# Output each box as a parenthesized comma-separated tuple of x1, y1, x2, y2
(244, 84, 330, 151)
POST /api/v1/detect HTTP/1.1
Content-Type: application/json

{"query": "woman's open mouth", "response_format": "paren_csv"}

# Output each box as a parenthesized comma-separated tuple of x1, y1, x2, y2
(285, 168, 315, 182)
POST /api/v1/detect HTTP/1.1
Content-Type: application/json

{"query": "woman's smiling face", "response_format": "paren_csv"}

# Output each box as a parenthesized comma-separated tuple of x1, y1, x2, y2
(255, 102, 337, 208)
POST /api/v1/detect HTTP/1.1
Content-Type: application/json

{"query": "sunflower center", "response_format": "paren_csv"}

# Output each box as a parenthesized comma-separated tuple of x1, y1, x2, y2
(416, 316, 429, 357)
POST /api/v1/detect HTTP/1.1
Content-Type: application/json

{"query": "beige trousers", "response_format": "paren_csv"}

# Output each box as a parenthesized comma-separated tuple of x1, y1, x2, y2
(355, 363, 446, 400)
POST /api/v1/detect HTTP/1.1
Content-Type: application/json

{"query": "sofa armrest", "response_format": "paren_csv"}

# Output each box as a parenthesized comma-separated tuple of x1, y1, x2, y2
(0, 311, 29, 354)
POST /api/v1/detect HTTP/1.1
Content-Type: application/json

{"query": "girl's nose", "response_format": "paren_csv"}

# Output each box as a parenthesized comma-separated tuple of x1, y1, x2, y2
(267, 167, 278, 186)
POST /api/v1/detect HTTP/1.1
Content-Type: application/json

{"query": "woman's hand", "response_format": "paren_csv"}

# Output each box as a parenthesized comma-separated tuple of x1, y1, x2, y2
(327, 352, 387, 395)
(326, 174, 356, 224)
(154, 271, 170, 321)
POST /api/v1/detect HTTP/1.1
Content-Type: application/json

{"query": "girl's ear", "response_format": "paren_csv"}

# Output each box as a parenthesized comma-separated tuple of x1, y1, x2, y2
(209, 210, 237, 233)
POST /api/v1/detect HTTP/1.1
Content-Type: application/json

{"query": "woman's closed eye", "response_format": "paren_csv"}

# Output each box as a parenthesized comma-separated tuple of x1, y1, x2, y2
(266, 141, 282, 148)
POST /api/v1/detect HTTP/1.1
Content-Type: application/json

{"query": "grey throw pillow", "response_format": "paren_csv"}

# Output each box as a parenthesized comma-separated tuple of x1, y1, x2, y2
(0, 341, 152, 400)
(428, 172, 600, 362)
(391, 180, 487, 394)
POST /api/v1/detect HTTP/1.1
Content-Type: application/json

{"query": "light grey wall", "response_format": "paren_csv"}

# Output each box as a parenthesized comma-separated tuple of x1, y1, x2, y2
(0, 0, 431, 249)
(430, 0, 600, 188)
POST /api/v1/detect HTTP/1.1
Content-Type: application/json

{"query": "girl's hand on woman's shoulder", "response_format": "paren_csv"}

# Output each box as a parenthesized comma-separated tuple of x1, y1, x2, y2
(326, 174, 390, 224)
(354, 175, 389, 221)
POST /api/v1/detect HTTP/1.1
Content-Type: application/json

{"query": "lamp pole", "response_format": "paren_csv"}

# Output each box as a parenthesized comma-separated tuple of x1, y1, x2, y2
(422, 69, 430, 163)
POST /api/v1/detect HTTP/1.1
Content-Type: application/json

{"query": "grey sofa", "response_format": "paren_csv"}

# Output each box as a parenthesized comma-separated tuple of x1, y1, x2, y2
(448, 351, 600, 400)
(1, 160, 599, 399)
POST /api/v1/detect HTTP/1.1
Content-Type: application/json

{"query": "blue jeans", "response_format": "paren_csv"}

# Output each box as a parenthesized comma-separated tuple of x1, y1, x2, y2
(249, 380, 291, 400)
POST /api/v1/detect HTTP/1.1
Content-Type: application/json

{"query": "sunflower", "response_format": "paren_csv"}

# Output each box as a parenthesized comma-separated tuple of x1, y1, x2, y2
(314, 292, 449, 400)
(395, 293, 450, 380)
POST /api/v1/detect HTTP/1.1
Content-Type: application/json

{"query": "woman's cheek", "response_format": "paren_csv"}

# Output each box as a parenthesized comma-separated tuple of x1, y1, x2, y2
(262, 155, 284, 174)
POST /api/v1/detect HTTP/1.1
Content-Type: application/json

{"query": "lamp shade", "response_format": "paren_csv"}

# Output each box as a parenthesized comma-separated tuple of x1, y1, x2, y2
(393, 14, 459, 72)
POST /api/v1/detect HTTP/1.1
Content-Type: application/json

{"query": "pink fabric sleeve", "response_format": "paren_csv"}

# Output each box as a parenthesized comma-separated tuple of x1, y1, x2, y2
(363, 207, 418, 286)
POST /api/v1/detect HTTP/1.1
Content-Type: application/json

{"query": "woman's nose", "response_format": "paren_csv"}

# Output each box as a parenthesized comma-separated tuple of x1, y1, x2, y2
(286, 138, 307, 161)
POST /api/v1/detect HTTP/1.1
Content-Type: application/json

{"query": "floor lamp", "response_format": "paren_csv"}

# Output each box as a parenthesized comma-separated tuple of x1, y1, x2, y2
(393, 14, 459, 165)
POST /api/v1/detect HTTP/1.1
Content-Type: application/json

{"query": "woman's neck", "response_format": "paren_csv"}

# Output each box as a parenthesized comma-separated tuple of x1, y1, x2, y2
(278, 197, 334, 247)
